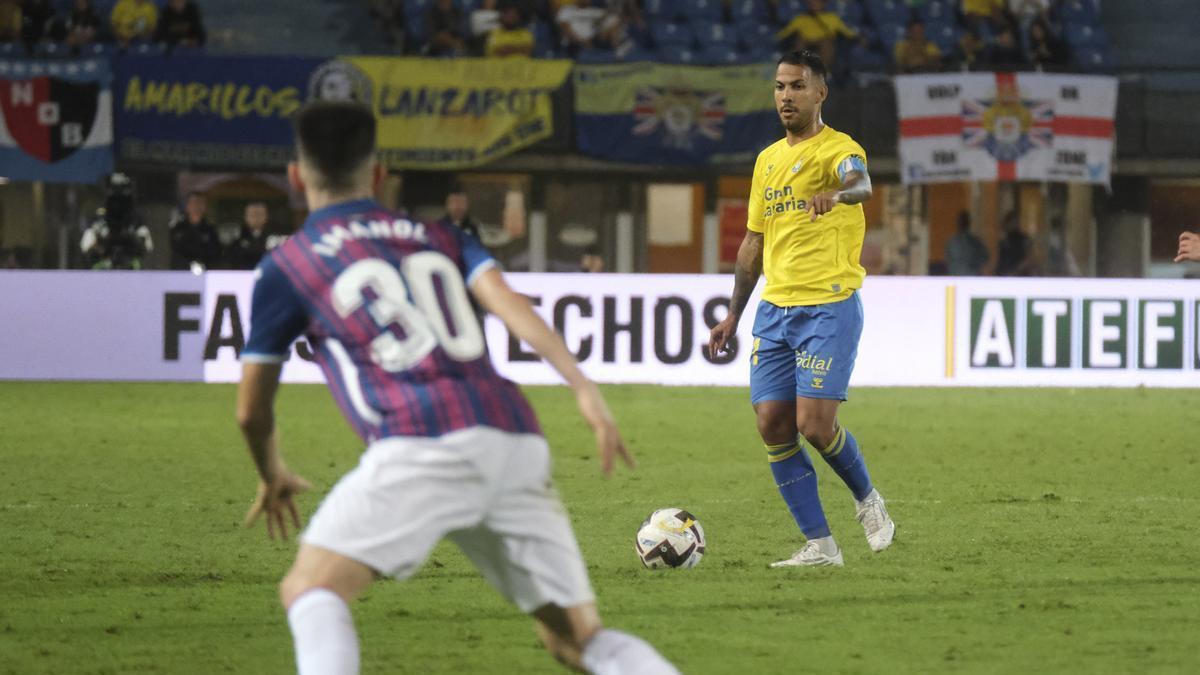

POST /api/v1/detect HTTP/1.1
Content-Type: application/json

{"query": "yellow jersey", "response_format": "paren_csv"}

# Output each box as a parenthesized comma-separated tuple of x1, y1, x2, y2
(776, 12, 857, 44)
(747, 125, 867, 307)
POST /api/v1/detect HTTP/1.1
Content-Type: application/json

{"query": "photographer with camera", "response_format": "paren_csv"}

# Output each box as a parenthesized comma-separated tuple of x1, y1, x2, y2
(80, 173, 154, 270)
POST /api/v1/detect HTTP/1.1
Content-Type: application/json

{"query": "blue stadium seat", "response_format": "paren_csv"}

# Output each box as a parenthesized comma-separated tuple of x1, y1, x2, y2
(876, 22, 906, 52)
(848, 42, 888, 70)
(131, 42, 166, 56)
(833, 0, 864, 27)
(1057, 0, 1101, 26)
(916, 0, 954, 25)
(686, 0, 725, 22)
(864, 0, 909, 27)
(652, 22, 695, 49)
(927, 22, 960, 56)
(729, 0, 771, 25)
(532, 19, 554, 51)
(738, 21, 778, 56)
(702, 45, 744, 65)
(1072, 45, 1113, 72)
(576, 48, 617, 64)
(0, 42, 19, 56)
(643, 0, 691, 22)
(35, 42, 65, 58)
(1064, 23, 1107, 49)
(692, 20, 739, 47)
(776, 0, 804, 23)
(658, 45, 700, 64)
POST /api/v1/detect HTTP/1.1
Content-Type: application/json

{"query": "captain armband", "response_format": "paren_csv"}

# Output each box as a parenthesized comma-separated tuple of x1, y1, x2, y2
(836, 154, 868, 183)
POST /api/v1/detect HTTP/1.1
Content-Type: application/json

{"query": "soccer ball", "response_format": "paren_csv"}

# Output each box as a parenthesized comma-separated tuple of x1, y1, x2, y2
(634, 508, 706, 569)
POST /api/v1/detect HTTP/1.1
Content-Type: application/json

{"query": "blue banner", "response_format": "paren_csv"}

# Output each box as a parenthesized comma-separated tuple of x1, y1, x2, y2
(0, 58, 113, 183)
(573, 62, 780, 165)
(113, 54, 327, 167)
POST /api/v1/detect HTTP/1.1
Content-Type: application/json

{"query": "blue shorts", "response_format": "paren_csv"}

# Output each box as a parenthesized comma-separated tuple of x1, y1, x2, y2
(749, 292, 863, 403)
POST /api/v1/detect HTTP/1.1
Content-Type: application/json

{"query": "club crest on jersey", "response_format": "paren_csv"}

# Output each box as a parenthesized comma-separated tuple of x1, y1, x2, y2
(764, 163, 773, 177)
(791, 160, 803, 173)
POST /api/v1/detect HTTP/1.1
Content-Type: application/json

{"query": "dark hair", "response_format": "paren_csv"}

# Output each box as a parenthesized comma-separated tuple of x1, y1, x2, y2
(186, 190, 205, 200)
(777, 50, 827, 80)
(292, 101, 377, 192)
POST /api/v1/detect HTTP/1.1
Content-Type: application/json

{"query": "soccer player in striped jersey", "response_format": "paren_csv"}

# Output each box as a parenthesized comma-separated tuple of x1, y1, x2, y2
(236, 101, 678, 675)
(709, 51, 896, 568)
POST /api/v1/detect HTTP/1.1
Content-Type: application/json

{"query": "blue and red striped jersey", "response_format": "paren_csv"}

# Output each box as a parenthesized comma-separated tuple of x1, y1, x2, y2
(243, 198, 540, 442)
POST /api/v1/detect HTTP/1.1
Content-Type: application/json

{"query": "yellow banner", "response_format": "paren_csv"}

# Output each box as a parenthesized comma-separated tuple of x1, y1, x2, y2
(342, 57, 572, 170)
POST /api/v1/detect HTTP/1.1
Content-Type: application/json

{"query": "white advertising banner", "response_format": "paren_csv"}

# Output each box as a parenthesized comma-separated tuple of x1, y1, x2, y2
(895, 72, 1117, 185)
(3, 271, 1200, 388)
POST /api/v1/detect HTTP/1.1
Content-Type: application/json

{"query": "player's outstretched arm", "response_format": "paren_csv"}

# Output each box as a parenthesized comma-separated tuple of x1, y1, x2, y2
(470, 268, 634, 476)
(237, 362, 312, 540)
(708, 230, 764, 356)
(1175, 231, 1200, 263)
(810, 164, 873, 221)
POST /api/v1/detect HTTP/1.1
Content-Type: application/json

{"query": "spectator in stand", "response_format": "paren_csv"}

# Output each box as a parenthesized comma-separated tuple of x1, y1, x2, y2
(168, 191, 222, 271)
(1043, 216, 1079, 276)
(155, 0, 206, 48)
(580, 246, 605, 273)
(0, 0, 21, 44)
(111, 0, 158, 47)
(1008, 0, 1052, 29)
(425, 0, 466, 56)
(983, 24, 1026, 70)
(556, 0, 612, 56)
(63, 0, 102, 52)
(223, 202, 277, 270)
(894, 19, 943, 73)
(486, 5, 534, 57)
(367, 0, 406, 50)
(944, 211, 989, 276)
(994, 211, 1035, 276)
(956, 27, 985, 70)
(438, 184, 482, 241)
(469, 0, 501, 54)
(962, 0, 1012, 32)
(776, 0, 860, 73)
(21, 0, 56, 46)
(1026, 17, 1066, 70)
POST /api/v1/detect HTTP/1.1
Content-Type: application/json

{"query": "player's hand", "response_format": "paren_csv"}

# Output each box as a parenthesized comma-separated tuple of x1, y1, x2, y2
(809, 190, 840, 221)
(708, 315, 738, 355)
(575, 382, 634, 477)
(1175, 231, 1200, 263)
(244, 469, 312, 541)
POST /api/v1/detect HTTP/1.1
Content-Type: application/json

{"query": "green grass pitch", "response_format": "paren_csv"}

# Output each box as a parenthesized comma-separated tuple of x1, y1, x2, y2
(1, 382, 1198, 674)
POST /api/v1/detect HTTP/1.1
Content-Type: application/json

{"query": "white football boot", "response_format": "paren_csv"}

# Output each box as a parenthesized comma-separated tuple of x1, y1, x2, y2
(769, 538, 844, 568)
(855, 489, 896, 552)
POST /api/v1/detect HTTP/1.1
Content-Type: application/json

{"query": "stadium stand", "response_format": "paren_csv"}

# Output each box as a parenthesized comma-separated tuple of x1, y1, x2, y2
(0, 1, 1116, 74)
(355, 0, 1113, 74)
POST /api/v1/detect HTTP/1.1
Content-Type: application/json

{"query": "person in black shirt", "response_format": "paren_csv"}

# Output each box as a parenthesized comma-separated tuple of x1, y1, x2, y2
(155, 0, 205, 48)
(994, 211, 1035, 276)
(984, 26, 1027, 71)
(425, 0, 465, 56)
(224, 202, 276, 270)
(64, 0, 102, 52)
(169, 191, 222, 271)
(438, 184, 481, 241)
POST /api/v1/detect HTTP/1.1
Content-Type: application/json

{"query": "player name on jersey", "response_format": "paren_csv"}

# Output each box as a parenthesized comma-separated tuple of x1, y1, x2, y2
(969, 297, 1200, 370)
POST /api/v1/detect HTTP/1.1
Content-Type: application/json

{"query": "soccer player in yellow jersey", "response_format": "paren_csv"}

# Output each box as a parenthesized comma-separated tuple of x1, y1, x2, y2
(709, 51, 895, 567)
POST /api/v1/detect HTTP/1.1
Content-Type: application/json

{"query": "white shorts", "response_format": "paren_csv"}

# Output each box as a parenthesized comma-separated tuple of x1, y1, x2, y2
(302, 427, 595, 613)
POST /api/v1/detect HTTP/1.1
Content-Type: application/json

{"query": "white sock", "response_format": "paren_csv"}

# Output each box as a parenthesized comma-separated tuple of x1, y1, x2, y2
(811, 535, 840, 556)
(286, 588, 360, 675)
(581, 628, 680, 675)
